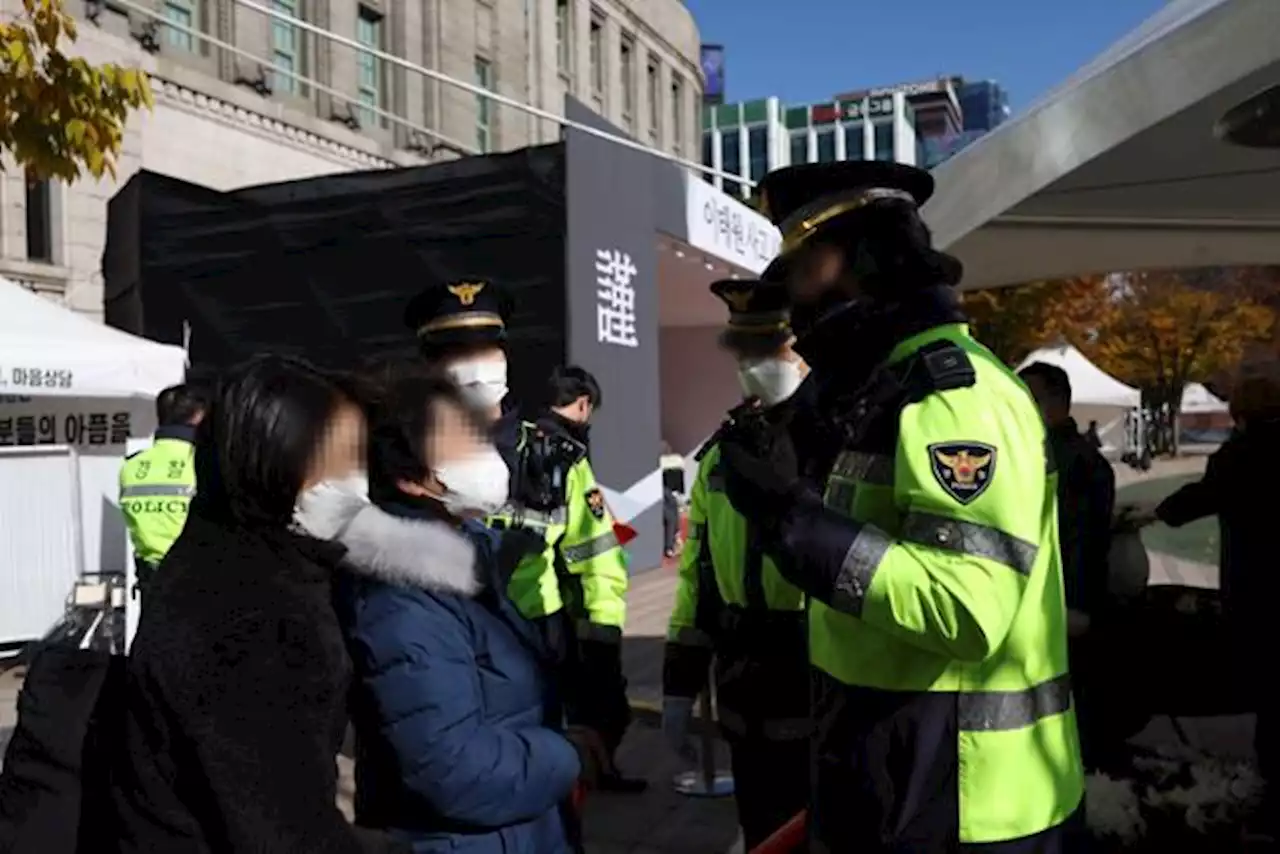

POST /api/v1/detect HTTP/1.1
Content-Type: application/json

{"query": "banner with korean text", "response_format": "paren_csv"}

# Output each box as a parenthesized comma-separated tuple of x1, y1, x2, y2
(563, 97, 662, 571)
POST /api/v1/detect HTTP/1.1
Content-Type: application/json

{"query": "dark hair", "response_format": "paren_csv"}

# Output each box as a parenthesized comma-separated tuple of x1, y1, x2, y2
(191, 355, 358, 527)
(815, 198, 953, 296)
(548, 365, 602, 409)
(364, 362, 481, 497)
(1019, 362, 1073, 406)
(155, 383, 209, 426)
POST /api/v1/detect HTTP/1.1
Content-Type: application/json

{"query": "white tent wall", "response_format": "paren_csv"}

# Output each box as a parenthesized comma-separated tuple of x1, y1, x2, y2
(1181, 382, 1229, 414)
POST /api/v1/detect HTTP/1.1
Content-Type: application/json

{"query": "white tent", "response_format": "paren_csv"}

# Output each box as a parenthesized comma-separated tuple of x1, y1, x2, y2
(1017, 345, 1140, 456)
(1181, 382, 1229, 414)
(0, 277, 186, 647)
(0, 277, 186, 398)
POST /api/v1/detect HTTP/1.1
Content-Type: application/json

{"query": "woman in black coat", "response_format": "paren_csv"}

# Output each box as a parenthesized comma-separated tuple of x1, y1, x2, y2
(110, 356, 406, 854)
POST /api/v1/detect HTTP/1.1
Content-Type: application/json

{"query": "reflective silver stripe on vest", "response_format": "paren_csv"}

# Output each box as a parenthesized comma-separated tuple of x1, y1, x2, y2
(717, 706, 811, 741)
(575, 618, 622, 644)
(958, 673, 1072, 731)
(562, 530, 620, 564)
(901, 511, 1039, 576)
(829, 450, 895, 486)
(120, 484, 195, 498)
(830, 523, 894, 617)
(670, 625, 713, 648)
(823, 479, 857, 514)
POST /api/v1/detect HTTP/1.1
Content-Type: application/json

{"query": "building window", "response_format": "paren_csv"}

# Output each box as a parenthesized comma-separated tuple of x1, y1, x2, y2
(25, 177, 53, 263)
(588, 14, 603, 96)
(873, 122, 894, 161)
(789, 131, 808, 165)
(162, 0, 197, 51)
(646, 56, 660, 137)
(619, 35, 634, 124)
(747, 125, 768, 182)
(815, 127, 836, 162)
(701, 131, 715, 184)
(270, 0, 301, 95)
(842, 125, 863, 160)
(555, 0, 570, 75)
(355, 6, 384, 130)
(671, 74, 684, 150)
(475, 56, 493, 153)
(721, 130, 741, 198)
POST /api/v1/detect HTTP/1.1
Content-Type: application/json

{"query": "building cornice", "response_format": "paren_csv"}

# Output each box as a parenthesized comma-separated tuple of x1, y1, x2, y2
(151, 77, 398, 171)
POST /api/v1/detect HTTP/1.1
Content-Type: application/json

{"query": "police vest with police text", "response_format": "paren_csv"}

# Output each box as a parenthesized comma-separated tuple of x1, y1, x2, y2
(119, 433, 196, 566)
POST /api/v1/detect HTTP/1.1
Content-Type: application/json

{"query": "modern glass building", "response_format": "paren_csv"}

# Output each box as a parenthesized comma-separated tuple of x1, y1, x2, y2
(700, 93, 917, 200)
(958, 80, 1012, 132)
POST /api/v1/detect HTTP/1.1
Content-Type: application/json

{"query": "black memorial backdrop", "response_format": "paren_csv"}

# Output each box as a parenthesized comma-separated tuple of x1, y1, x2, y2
(103, 145, 568, 409)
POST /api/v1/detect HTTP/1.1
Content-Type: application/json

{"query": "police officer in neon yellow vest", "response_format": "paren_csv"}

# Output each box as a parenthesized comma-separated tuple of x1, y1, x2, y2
(119, 384, 207, 589)
(491, 366, 642, 793)
(715, 161, 1086, 852)
(662, 276, 811, 850)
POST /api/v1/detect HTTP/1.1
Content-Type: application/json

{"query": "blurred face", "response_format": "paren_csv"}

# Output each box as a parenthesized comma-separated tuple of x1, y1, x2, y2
(398, 398, 506, 518)
(442, 346, 508, 422)
(189, 407, 207, 427)
(786, 242, 856, 305)
(303, 400, 367, 490)
(734, 337, 810, 406)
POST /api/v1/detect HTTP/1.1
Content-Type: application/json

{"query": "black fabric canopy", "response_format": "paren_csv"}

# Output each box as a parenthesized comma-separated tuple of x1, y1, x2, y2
(103, 145, 568, 404)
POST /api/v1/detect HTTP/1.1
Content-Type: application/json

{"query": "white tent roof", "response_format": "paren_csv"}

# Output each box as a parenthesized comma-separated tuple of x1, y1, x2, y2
(1017, 344, 1142, 408)
(0, 277, 186, 398)
(925, 0, 1280, 290)
(1181, 381, 1229, 414)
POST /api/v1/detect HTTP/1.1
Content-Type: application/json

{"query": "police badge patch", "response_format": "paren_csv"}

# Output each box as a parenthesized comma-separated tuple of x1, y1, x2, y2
(928, 442, 996, 505)
(585, 487, 606, 520)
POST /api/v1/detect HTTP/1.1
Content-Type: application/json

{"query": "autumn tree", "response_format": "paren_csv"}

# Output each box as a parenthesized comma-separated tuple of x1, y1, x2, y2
(961, 275, 1113, 366)
(1, 0, 153, 182)
(1090, 268, 1275, 454)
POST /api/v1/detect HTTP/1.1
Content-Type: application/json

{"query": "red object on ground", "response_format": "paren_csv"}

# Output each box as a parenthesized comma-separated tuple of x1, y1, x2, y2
(749, 811, 806, 854)
(613, 520, 638, 547)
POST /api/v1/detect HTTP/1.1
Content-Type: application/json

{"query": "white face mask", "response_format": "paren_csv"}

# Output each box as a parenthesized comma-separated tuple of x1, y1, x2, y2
(293, 473, 370, 540)
(737, 358, 805, 407)
(433, 447, 510, 517)
(446, 358, 509, 410)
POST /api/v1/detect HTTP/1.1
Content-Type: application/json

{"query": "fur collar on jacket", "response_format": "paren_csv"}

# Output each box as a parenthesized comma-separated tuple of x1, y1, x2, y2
(303, 486, 482, 597)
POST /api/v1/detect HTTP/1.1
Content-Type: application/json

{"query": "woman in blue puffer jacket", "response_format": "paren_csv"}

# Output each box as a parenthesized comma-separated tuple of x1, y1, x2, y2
(320, 368, 608, 854)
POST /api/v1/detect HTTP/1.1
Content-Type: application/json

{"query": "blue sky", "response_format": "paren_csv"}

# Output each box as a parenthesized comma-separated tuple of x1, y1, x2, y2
(682, 0, 1169, 113)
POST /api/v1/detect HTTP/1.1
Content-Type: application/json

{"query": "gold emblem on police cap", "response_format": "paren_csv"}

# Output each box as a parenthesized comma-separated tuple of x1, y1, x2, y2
(447, 281, 486, 306)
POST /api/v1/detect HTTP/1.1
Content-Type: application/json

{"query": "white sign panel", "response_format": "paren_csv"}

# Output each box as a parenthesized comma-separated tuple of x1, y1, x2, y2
(684, 175, 781, 274)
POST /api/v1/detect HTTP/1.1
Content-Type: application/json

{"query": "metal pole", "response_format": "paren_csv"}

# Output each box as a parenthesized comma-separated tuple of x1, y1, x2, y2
(672, 666, 734, 798)
(698, 688, 717, 791)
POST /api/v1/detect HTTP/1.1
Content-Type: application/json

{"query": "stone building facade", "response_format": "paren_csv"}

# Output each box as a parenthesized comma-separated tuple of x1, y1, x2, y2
(0, 0, 702, 317)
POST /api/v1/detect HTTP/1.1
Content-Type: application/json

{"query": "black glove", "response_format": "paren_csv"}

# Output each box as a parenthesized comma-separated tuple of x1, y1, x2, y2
(718, 426, 802, 526)
(495, 527, 546, 582)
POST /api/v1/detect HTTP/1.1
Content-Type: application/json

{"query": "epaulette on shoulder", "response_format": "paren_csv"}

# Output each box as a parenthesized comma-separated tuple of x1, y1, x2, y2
(912, 340, 976, 392)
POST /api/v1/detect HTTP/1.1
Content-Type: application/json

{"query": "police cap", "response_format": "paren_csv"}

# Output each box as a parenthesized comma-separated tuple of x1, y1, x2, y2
(709, 277, 793, 354)
(757, 161, 934, 256)
(403, 279, 514, 350)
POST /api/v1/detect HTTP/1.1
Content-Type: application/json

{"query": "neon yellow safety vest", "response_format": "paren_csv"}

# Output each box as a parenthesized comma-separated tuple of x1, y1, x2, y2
(803, 324, 1083, 847)
(665, 439, 808, 739)
(119, 435, 196, 566)
(491, 451, 629, 641)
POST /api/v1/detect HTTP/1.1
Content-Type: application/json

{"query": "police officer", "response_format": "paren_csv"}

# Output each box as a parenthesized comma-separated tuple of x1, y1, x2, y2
(404, 281, 643, 792)
(119, 383, 207, 591)
(403, 278, 513, 423)
(716, 161, 1086, 852)
(662, 276, 810, 850)
(491, 366, 643, 793)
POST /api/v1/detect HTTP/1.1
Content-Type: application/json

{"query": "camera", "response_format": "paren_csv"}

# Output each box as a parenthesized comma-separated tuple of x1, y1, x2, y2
(512, 424, 588, 512)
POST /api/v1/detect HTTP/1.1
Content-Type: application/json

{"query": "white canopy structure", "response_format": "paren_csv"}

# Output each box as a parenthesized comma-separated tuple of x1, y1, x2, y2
(1018, 345, 1140, 455)
(0, 277, 186, 398)
(1181, 381, 1229, 414)
(925, 0, 1280, 290)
